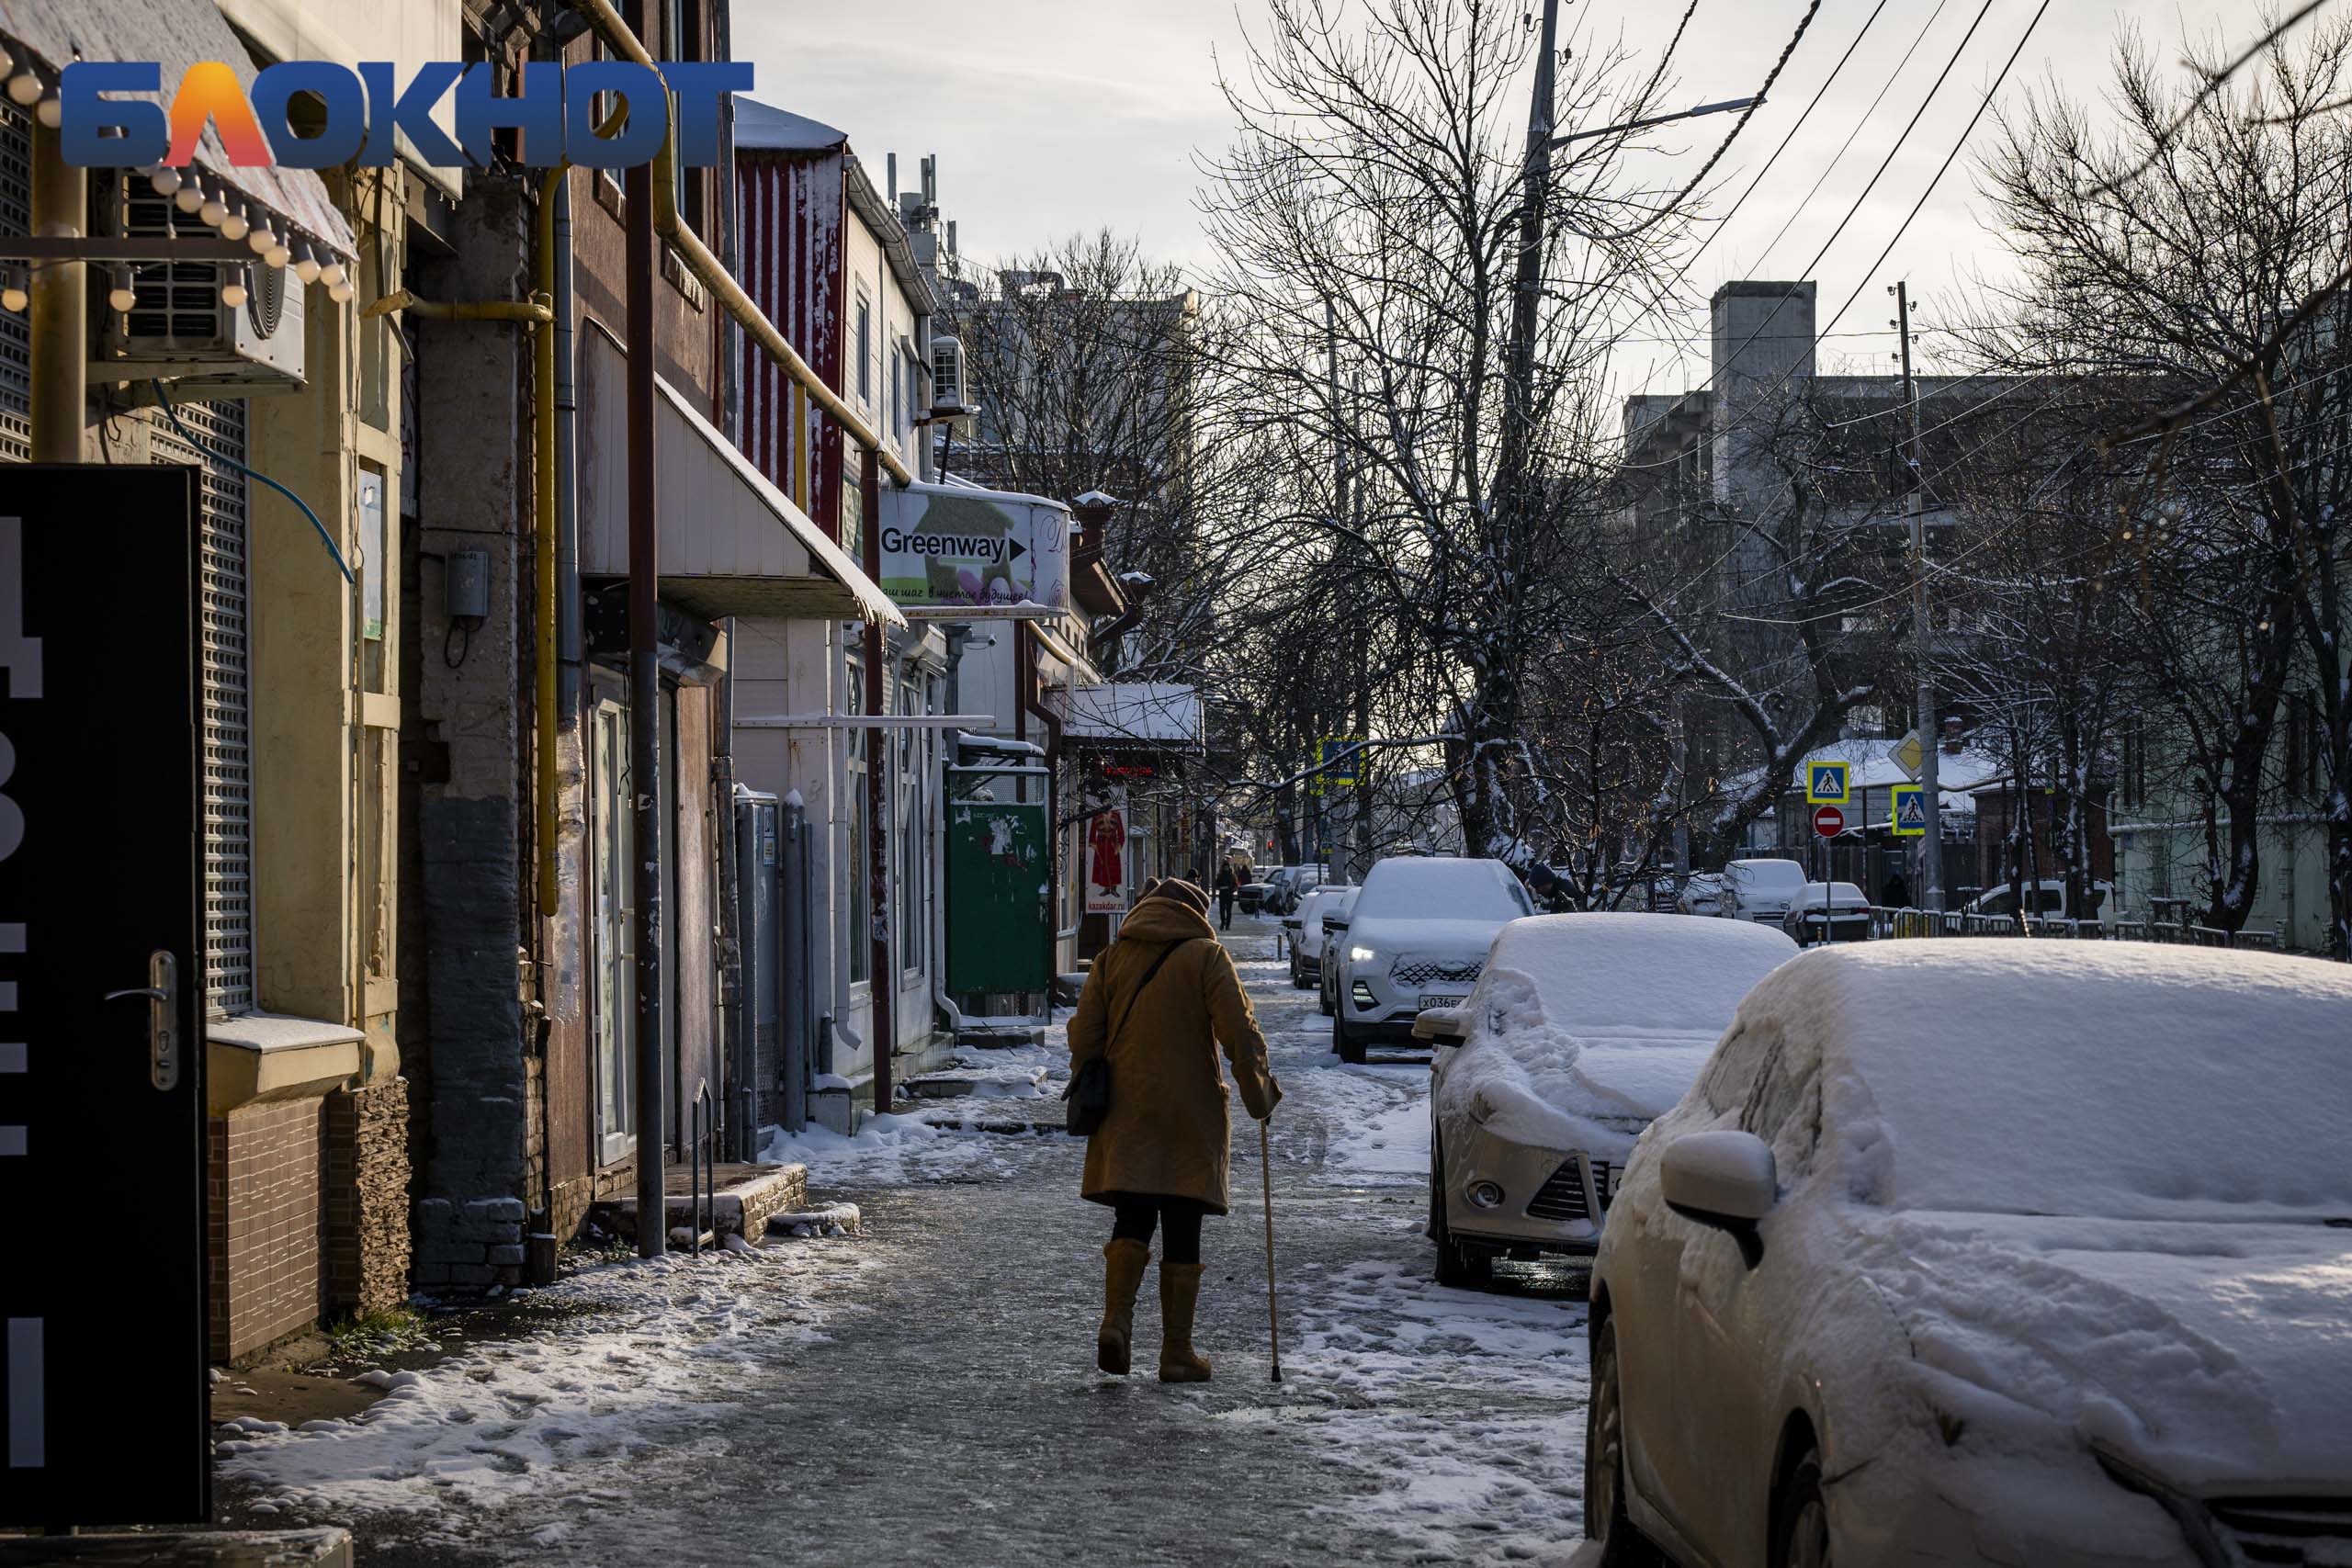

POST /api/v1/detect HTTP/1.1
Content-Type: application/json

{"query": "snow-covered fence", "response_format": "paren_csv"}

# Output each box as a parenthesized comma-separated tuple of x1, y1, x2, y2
(1866, 906, 2296, 953)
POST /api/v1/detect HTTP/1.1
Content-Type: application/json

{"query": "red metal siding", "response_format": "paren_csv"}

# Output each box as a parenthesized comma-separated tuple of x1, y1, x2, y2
(736, 150, 847, 539)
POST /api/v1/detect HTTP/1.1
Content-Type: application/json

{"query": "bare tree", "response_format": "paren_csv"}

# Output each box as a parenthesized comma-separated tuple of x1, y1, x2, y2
(1978, 14, 2352, 951)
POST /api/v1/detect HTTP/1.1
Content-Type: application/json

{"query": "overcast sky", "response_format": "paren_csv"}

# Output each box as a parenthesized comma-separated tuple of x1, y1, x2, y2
(740, 0, 2268, 400)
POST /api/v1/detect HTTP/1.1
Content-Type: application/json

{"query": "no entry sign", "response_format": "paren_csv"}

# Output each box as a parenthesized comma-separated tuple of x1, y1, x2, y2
(1812, 804, 1845, 838)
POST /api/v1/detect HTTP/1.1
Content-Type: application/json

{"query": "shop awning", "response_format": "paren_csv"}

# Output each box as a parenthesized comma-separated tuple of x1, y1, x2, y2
(577, 324, 905, 627)
(0, 0, 357, 263)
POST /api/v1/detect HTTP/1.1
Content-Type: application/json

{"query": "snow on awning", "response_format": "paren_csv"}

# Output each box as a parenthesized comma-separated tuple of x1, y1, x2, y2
(576, 324, 904, 628)
(0, 0, 356, 262)
(1049, 682, 1203, 751)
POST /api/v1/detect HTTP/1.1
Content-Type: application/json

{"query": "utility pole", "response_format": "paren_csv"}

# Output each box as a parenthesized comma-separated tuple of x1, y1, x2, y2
(626, 161, 666, 1257)
(1498, 0, 1561, 573)
(1894, 279, 1942, 908)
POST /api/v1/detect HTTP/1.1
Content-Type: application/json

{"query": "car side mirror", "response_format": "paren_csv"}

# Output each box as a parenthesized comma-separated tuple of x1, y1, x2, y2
(1412, 1007, 1467, 1044)
(1659, 1129, 1776, 1268)
(1281, 916, 1302, 929)
(1321, 915, 1349, 933)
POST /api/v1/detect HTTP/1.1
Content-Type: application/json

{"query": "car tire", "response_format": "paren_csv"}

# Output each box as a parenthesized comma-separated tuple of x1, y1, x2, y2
(1430, 1132, 1490, 1288)
(1770, 1448, 1831, 1568)
(1291, 957, 1310, 989)
(1332, 1011, 1364, 1065)
(1318, 984, 1333, 1017)
(1586, 1318, 1664, 1565)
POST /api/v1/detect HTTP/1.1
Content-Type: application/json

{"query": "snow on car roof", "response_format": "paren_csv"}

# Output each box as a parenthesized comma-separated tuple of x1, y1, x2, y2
(1736, 941, 2352, 1218)
(1487, 913, 1799, 1035)
(1355, 856, 1529, 919)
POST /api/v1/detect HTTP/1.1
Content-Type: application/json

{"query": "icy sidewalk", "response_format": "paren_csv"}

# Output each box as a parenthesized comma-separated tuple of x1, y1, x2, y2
(216, 1237, 877, 1547)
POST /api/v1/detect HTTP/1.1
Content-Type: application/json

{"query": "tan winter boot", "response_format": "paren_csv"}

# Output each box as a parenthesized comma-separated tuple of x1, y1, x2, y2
(1158, 1262, 1214, 1383)
(1098, 1238, 1150, 1374)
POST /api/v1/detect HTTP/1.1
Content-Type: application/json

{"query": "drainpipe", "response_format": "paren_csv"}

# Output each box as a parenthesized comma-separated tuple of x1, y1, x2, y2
(716, 0, 741, 446)
(1020, 624, 1065, 998)
(626, 159, 666, 1258)
(552, 175, 582, 718)
(28, 120, 85, 462)
(861, 446, 893, 1112)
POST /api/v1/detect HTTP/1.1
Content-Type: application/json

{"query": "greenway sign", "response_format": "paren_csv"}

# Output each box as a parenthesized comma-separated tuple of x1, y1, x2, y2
(59, 59, 751, 169)
(877, 484, 1070, 618)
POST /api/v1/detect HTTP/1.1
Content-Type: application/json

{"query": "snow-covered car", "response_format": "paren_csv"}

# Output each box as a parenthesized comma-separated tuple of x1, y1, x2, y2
(1282, 884, 1355, 989)
(1326, 857, 1533, 1064)
(1780, 880, 1871, 943)
(1418, 914, 1797, 1286)
(1271, 863, 1330, 915)
(1317, 889, 1358, 1017)
(1960, 877, 2113, 925)
(1238, 871, 1286, 915)
(1675, 872, 1725, 918)
(1718, 857, 1807, 924)
(1585, 941, 2352, 1568)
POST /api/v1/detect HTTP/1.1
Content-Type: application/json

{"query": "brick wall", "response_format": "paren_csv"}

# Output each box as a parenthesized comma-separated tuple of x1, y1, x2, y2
(209, 1099, 327, 1363)
(325, 1079, 412, 1316)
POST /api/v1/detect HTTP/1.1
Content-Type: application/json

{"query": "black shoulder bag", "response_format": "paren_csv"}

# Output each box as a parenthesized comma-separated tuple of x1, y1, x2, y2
(1064, 937, 1197, 1135)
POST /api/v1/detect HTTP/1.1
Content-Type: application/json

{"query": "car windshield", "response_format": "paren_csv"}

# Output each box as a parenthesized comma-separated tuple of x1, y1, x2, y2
(1731, 861, 1805, 895)
(1353, 859, 1532, 921)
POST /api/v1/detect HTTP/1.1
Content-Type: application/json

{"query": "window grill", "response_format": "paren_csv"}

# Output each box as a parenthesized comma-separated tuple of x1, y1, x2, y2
(0, 112, 255, 1016)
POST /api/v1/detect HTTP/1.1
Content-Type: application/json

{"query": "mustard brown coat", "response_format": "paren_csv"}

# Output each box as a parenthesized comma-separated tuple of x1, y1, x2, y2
(1069, 896, 1281, 1215)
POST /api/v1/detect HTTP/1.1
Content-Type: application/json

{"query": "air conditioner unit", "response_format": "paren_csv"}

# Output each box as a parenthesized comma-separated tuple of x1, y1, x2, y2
(101, 178, 307, 391)
(930, 333, 968, 415)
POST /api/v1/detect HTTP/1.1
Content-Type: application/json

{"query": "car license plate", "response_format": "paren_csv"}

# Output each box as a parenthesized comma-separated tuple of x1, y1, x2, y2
(1419, 993, 1466, 1011)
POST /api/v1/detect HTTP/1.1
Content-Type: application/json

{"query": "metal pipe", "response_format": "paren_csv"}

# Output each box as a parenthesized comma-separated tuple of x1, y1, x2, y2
(627, 160, 667, 1258)
(780, 796, 810, 1132)
(28, 120, 84, 463)
(552, 175, 582, 716)
(574, 0, 913, 486)
(861, 445, 893, 1112)
(1020, 623, 1065, 998)
(361, 288, 552, 324)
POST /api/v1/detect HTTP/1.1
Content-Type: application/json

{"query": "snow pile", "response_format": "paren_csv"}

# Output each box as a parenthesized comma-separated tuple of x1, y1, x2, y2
(1442, 914, 1795, 1156)
(756, 1111, 1007, 1184)
(219, 1242, 876, 1536)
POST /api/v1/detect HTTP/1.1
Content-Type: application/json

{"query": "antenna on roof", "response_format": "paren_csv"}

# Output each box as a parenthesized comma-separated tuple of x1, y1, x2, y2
(887, 152, 898, 202)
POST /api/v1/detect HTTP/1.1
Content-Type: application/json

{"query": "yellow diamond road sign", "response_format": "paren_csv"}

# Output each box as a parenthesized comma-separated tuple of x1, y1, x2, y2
(1891, 730, 1924, 781)
(1891, 784, 1926, 837)
(1806, 761, 1850, 806)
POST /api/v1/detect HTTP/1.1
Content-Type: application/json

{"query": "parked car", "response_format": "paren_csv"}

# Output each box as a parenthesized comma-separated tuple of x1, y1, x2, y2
(1781, 880, 1872, 943)
(1675, 872, 1725, 918)
(1282, 885, 1355, 988)
(1417, 914, 1797, 1287)
(1266, 863, 1331, 915)
(1324, 857, 1533, 1064)
(1317, 889, 1359, 1017)
(1585, 941, 2352, 1568)
(1718, 857, 1807, 925)
(1238, 868, 1289, 915)
(1959, 877, 2114, 925)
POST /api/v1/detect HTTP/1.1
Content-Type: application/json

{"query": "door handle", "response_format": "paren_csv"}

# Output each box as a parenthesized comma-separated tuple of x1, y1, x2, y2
(104, 951, 179, 1091)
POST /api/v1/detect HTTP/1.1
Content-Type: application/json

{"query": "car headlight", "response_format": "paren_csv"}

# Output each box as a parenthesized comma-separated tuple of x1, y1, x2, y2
(1350, 946, 1377, 964)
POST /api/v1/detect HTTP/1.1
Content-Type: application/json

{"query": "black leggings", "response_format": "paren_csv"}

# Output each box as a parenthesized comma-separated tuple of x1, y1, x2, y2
(1111, 1197, 1208, 1265)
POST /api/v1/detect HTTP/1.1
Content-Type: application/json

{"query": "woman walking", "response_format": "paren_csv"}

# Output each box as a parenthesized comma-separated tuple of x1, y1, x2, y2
(1068, 878, 1280, 1382)
(1214, 861, 1240, 931)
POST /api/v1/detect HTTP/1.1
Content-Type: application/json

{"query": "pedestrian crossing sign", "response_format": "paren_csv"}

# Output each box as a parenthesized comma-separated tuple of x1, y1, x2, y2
(1313, 736, 1363, 794)
(1805, 760, 1850, 805)
(1891, 784, 1926, 837)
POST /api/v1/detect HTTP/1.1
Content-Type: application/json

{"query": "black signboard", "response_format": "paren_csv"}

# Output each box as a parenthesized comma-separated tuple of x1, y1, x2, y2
(0, 465, 209, 1526)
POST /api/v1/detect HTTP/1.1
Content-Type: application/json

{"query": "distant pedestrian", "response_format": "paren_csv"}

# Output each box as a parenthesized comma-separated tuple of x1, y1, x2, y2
(1214, 862, 1240, 931)
(1881, 869, 1912, 910)
(1068, 878, 1281, 1382)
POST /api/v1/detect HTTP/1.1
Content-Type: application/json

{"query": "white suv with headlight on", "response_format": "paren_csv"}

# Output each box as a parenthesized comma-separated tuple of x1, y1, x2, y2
(1325, 856, 1532, 1064)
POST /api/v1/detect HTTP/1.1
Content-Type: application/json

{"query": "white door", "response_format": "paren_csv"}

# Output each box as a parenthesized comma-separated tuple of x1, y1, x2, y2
(592, 697, 636, 1164)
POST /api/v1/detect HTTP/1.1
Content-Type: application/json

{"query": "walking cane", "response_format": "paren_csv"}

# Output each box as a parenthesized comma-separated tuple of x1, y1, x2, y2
(1260, 1117, 1282, 1383)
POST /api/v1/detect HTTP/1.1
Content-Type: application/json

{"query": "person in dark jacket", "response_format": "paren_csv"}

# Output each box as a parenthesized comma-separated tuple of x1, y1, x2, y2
(1069, 879, 1280, 1382)
(1213, 862, 1240, 931)
(1881, 869, 1912, 910)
